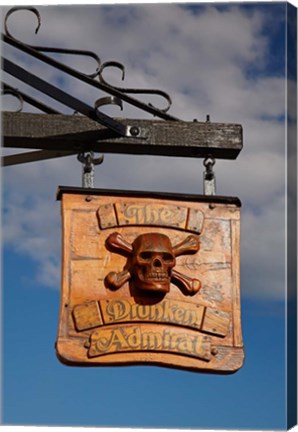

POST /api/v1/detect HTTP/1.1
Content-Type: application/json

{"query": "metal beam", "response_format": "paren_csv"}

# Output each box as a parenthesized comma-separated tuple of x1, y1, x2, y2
(3, 58, 127, 136)
(2, 112, 243, 160)
(2, 150, 77, 166)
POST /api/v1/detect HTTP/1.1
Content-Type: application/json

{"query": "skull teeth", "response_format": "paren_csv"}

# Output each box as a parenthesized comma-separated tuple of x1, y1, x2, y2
(146, 272, 168, 280)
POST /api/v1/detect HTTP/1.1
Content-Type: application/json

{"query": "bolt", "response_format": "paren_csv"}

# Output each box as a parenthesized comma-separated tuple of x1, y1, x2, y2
(130, 126, 140, 136)
(211, 347, 218, 356)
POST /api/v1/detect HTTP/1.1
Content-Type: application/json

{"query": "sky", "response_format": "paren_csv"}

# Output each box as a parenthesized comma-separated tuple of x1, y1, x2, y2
(1, 1, 297, 430)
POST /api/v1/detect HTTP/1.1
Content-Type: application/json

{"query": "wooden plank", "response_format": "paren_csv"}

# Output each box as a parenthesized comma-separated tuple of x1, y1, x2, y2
(2, 111, 243, 159)
(231, 219, 243, 347)
(88, 324, 212, 361)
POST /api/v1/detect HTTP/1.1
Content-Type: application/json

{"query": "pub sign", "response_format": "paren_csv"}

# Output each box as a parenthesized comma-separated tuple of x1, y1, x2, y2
(56, 187, 244, 373)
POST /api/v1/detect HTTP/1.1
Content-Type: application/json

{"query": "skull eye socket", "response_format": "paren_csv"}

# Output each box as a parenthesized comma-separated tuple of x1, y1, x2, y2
(139, 251, 153, 261)
(162, 253, 174, 262)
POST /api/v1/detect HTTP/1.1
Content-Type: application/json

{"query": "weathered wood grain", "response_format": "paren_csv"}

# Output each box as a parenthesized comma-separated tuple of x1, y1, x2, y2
(2, 111, 243, 159)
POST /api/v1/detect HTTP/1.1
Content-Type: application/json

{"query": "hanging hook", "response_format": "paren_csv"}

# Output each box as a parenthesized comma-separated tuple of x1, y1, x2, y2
(77, 152, 104, 188)
(203, 156, 216, 195)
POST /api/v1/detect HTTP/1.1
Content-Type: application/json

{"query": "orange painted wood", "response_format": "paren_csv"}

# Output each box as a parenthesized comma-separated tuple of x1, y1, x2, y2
(56, 188, 244, 373)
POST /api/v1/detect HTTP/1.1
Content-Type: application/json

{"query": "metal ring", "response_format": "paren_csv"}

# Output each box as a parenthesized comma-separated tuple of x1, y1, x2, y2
(77, 152, 104, 166)
(203, 156, 216, 168)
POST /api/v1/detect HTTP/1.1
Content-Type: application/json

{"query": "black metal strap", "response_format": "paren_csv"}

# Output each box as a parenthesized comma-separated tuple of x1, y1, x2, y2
(2, 32, 179, 122)
(3, 58, 128, 136)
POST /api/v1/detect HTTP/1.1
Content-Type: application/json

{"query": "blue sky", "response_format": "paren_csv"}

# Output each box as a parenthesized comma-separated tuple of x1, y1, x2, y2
(1, 1, 297, 430)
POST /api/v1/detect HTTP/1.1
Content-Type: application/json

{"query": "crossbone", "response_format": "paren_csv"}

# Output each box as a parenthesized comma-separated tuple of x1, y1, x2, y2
(105, 232, 201, 296)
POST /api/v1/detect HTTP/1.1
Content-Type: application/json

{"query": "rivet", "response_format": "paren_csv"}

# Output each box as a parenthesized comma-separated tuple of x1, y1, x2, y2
(84, 341, 91, 349)
(130, 126, 139, 136)
(209, 203, 215, 210)
(211, 347, 218, 356)
(85, 196, 92, 202)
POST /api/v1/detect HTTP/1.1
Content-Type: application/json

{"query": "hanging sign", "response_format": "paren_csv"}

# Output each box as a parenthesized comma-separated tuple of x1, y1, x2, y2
(56, 187, 244, 373)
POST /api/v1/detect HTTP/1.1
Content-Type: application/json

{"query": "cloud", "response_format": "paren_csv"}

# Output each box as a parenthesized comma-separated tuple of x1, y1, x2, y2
(2, 4, 290, 300)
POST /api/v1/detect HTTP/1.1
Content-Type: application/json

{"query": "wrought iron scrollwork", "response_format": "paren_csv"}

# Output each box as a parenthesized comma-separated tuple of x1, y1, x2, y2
(2, 82, 61, 114)
(3, 6, 176, 120)
(99, 61, 172, 113)
(1, 84, 24, 112)
(4, 7, 101, 79)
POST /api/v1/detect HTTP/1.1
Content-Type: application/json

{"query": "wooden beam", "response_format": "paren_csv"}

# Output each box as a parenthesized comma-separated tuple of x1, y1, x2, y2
(2, 112, 243, 159)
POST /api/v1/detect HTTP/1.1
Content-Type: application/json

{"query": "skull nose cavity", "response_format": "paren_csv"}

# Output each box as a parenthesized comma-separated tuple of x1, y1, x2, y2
(153, 258, 162, 268)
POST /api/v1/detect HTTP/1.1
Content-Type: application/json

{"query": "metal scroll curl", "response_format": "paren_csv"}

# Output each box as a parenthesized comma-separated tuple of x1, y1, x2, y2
(99, 61, 172, 113)
(4, 7, 101, 79)
(1, 84, 24, 112)
(3, 6, 174, 116)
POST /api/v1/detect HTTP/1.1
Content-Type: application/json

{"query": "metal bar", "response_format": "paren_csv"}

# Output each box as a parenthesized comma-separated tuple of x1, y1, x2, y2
(2, 112, 243, 160)
(2, 149, 77, 166)
(203, 157, 216, 195)
(203, 175, 216, 195)
(2, 82, 61, 114)
(3, 58, 127, 136)
(56, 185, 242, 207)
(2, 33, 179, 121)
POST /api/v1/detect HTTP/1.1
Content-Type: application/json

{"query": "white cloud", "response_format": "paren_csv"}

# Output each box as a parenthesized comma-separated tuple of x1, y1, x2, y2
(1, 4, 291, 300)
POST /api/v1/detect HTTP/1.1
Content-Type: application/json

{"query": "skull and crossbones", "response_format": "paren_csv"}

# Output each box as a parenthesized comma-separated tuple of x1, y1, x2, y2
(105, 232, 201, 296)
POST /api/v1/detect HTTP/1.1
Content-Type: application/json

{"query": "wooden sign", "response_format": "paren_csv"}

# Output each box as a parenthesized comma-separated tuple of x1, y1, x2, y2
(56, 187, 244, 373)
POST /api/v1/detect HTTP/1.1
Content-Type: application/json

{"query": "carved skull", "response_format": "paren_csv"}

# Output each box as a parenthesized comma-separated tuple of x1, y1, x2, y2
(131, 233, 176, 294)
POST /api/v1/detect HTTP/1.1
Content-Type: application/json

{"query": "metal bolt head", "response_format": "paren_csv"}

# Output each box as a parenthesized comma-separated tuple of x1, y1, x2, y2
(130, 126, 139, 136)
(211, 347, 218, 356)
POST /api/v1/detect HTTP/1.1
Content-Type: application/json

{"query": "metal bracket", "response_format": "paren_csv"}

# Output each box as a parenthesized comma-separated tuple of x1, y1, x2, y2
(77, 152, 104, 188)
(203, 157, 216, 195)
